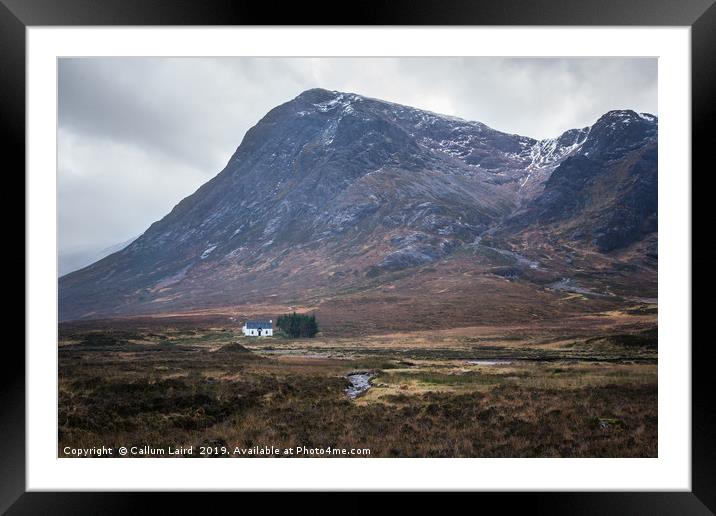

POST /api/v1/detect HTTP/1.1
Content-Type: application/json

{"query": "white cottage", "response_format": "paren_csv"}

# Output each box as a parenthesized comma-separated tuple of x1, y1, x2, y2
(242, 319, 273, 337)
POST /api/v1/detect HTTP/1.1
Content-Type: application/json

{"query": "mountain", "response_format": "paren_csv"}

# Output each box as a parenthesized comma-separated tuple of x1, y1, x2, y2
(59, 89, 657, 324)
(496, 110, 658, 252)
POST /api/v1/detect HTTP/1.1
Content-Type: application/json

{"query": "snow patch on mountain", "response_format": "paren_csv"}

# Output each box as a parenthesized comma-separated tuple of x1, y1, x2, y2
(200, 245, 217, 259)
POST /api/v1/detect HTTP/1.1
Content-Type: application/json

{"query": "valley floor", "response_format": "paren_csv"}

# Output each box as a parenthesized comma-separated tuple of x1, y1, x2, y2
(58, 308, 657, 458)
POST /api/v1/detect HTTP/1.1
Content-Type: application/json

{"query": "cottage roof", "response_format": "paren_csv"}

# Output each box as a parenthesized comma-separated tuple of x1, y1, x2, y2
(245, 320, 273, 329)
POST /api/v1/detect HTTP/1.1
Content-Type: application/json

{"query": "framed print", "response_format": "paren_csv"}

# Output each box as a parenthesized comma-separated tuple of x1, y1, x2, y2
(5, 0, 713, 511)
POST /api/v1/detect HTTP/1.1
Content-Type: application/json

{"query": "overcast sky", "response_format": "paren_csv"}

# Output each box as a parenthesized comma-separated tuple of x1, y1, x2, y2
(58, 57, 657, 263)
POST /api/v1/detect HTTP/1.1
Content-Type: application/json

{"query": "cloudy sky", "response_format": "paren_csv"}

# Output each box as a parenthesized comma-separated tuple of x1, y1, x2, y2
(58, 57, 657, 274)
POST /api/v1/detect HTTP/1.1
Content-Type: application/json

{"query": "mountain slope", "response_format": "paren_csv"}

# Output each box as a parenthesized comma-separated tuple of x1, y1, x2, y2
(498, 110, 658, 252)
(59, 89, 657, 322)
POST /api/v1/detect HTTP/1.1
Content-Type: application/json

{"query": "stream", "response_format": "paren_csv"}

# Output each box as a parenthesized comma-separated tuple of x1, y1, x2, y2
(346, 373, 373, 399)
(466, 359, 514, 366)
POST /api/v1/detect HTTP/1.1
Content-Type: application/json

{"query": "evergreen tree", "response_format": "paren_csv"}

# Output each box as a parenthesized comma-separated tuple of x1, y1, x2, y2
(276, 312, 319, 338)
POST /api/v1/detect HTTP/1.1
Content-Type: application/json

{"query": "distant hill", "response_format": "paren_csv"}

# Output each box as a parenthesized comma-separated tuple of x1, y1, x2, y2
(59, 236, 139, 277)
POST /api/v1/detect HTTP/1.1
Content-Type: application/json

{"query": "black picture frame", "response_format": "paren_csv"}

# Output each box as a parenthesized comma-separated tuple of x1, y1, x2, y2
(4, 0, 711, 512)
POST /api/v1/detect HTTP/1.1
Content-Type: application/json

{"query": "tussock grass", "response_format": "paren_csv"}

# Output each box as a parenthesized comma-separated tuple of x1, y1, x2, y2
(58, 325, 657, 458)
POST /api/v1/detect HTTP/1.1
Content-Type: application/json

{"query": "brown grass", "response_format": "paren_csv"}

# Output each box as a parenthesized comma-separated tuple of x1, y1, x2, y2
(58, 320, 657, 458)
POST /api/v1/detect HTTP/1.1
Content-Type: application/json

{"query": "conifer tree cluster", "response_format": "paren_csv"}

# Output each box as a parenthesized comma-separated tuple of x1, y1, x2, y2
(276, 312, 319, 338)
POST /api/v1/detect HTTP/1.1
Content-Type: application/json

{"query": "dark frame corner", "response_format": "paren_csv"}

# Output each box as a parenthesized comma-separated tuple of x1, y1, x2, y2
(6, 0, 713, 512)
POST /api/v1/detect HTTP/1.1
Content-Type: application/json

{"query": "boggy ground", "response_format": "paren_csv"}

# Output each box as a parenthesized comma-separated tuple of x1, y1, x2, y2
(58, 308, 657, 458)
